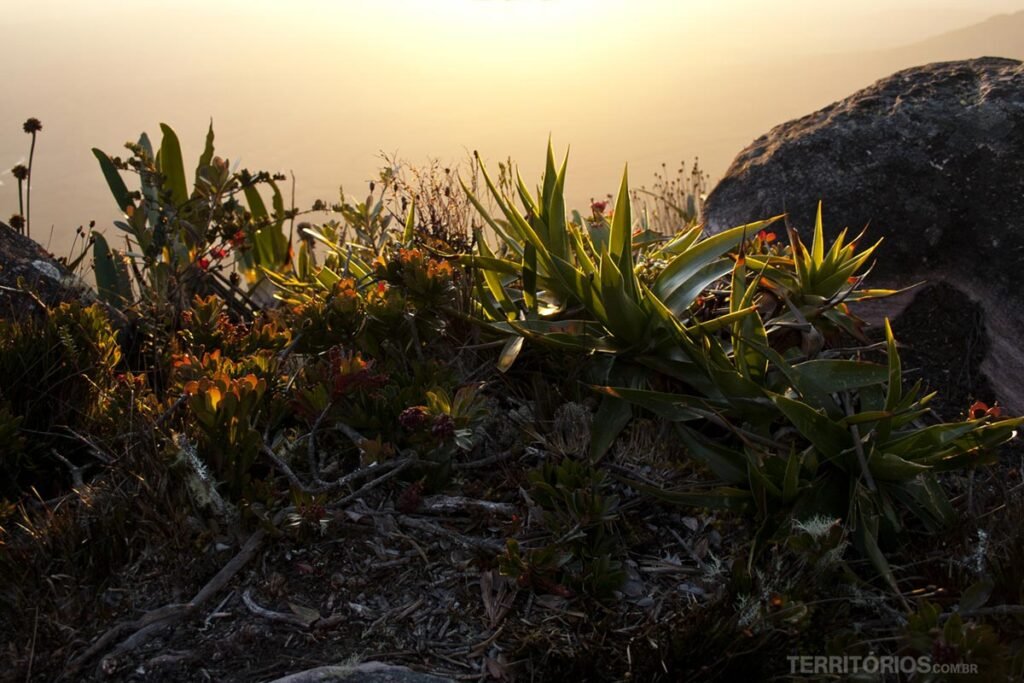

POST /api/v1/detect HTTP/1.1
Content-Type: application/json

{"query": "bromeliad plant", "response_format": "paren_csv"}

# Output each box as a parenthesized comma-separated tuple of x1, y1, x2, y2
(462, 144, 774, 359)
(463, 142, 1021, 592)
(599, 311, 1022, 591)
(461, 143, 789, 455)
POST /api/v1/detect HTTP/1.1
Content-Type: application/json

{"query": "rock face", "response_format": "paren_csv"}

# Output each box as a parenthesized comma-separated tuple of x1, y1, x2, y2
(0, 220, 95, 318)
(704, 57, 1024, 412)
(267, 662, 453, 683)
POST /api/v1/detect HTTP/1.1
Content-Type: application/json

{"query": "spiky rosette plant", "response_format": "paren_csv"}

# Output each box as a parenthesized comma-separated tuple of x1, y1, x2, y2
(462, 142, 1021, 594)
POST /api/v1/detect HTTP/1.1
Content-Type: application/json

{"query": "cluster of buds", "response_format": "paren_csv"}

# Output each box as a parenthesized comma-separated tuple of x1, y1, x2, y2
(399, 406, 456, 441)
(398, 406, 430, 430)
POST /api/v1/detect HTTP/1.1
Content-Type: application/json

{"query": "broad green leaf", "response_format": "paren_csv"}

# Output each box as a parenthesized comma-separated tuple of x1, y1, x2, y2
(868, 451, 930, 481)
(653, 217, 781, 303)
(157, 123, 188, 207)
(496, 335, 524, 373)
(92, 149, 133, 213)
(614, 476, 752, 510)
(600, 277, 648, 345)
(651, 225, 702, 258)
(659, 259, 733, 318)
(591, 385, 706, 423)
(474, 232, 518, 319)
(93, 233, 132, 308)
(244, 185, 269, 222)
(772, 394, 850, 459)
(590, 395, 632, 461)
(790, 359, 888, 394)
(959, 578, 994, 613)
(676, 425, 748, 484)
(684, 306, 758, 336)
(314, 265, 340, 289)
(856, 513, 901, 595)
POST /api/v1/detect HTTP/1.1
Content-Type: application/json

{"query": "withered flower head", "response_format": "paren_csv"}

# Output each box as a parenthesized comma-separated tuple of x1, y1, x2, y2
(23, 118, 42, 134)
(8, 214, 25, 231)
(10, 164, 28, 180)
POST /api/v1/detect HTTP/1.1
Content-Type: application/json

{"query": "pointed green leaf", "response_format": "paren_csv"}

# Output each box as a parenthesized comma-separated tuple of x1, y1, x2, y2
(195, 120, 216, 191)
(772, 394, 850, 458)
(812, 201, 825, 264)
(157, 123, 188, 207)
(653, 217, 780, 303)
(590, 395, 633, 461)
(497, 335, 524, 373)
(403, 198, 416, 245)
(92, 149, 133, 213)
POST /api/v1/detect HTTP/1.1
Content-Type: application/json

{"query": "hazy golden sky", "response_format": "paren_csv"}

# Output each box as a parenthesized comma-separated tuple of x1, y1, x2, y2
(2, 0, 1022, 254)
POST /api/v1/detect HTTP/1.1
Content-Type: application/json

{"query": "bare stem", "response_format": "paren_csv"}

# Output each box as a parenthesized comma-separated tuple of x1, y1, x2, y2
(27, 132, 37, 239)
(16, 179, 24, 230)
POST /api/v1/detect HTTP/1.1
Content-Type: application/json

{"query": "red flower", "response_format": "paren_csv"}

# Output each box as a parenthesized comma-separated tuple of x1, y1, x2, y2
(211, 247, 228, 260)
(431, 414, 456, 439)
(590, 200, 608, 215)
(399, 406, 430, 431)
(968, 400, 1002, 420)
(757, 230, 776, 243)
(230, 230, 246, 247)
(197, 257, 210, 270)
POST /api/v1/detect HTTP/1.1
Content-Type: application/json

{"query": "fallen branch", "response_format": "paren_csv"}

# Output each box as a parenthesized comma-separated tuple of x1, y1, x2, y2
(329, 458, 421, 509)
(420, 495, 517, 518)
(63, 528, 267, 678)
(261, 443, 421, 497)
(453, 448, 519, 471)
(266, 662, 438, 683)
(242, 589, 314, 628)
(397, 515, 504, 554)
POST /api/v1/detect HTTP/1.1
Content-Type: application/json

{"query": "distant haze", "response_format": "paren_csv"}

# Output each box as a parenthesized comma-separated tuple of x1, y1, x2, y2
(1, 0, 1022, 256)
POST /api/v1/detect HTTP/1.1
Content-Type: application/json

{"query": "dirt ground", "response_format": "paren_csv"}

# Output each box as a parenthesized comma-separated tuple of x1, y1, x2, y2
(4, 282, 1023, 682)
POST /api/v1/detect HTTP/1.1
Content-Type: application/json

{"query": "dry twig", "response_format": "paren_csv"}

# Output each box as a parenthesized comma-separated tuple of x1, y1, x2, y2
(63, 528, 267, 678)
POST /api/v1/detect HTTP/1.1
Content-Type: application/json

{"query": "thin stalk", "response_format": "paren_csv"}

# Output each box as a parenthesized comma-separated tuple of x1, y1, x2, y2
(16, 178, 24, 226)
(26, 130, 37, 238)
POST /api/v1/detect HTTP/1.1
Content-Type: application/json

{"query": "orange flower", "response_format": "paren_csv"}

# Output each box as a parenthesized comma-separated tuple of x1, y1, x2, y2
(757, 230, 776, 243)
(968, 400, 1002, 420)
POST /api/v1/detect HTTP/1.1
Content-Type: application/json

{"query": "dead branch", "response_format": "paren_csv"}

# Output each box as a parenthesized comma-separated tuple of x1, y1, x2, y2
(453, 448, 519, 471)
(242, 589, 314, 628)
(266, 662, 441, 683)
(420, 495, 516, 517)
(63, 528, 267, 678)
(397, 515, 504, 554)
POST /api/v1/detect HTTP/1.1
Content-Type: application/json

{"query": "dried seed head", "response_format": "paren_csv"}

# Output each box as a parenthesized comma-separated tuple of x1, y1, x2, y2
(22, 118, 42, 134)
(8, 214, 25, 231)
(11, 164, 28, 180)
(548, 402, 591, 457)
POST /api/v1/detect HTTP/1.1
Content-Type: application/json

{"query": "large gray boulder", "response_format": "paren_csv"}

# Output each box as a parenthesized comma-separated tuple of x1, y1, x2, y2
(704, 57, 1024, 413)
(0, 220, 96, 319)
(267, 662, 453, 683)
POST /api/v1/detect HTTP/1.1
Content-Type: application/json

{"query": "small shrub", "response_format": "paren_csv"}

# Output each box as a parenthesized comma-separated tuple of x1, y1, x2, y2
(0, 302, 121, 496)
